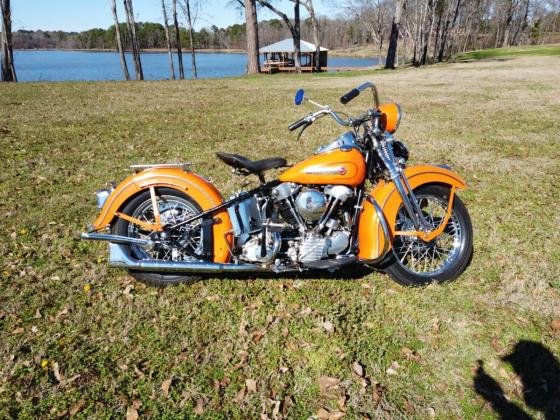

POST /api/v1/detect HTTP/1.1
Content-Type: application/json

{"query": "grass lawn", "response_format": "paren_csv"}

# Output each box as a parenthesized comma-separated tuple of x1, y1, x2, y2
(453, 43, 560, 61)
(1, 50, 559, 418)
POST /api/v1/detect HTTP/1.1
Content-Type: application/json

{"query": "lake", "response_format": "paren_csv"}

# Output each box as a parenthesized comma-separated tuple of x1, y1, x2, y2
(13, 50, 381, 82)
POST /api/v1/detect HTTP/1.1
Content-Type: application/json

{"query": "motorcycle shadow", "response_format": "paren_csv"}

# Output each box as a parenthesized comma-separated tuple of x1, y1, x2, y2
(200, 263, 382, 282)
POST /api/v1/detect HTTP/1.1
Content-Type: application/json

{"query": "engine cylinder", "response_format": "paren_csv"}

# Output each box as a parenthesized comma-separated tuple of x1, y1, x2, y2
(295, 189, 327, 222)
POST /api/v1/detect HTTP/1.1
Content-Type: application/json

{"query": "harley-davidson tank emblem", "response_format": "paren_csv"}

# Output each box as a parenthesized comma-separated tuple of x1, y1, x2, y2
(303, 166, 348, 175)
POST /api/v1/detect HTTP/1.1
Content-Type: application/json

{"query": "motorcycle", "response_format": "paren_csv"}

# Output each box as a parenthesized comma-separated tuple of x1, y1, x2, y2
(81, 81, 473, 287)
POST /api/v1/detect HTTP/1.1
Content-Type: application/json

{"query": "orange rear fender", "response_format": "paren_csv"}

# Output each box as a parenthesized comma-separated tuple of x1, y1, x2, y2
(357, 165, 468, 261)
(91, 168, 232, 263)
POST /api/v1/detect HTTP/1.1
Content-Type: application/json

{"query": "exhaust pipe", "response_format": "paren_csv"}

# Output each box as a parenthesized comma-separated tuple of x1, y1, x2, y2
(81, 232, 153, 248)
(108, 243, 269, 273)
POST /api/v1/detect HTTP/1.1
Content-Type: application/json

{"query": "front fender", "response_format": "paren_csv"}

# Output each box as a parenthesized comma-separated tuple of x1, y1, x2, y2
(90, 167, 233, 263)
(357, 165, 468, 261)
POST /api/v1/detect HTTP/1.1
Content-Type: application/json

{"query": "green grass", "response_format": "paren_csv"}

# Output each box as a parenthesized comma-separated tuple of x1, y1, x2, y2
(453, 43, 560, 61)
(1, 50, 559, 418)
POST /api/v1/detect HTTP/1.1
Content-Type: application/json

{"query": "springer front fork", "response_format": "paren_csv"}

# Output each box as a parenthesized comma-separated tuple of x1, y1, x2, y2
(376, 136, 431, 233)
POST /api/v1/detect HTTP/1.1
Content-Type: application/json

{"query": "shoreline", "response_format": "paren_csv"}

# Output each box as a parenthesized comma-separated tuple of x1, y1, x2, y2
(15, 47, 382, 58)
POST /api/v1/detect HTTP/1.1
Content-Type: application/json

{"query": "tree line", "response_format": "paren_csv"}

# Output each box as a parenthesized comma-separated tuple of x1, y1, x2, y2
(2, 0, 559, 82)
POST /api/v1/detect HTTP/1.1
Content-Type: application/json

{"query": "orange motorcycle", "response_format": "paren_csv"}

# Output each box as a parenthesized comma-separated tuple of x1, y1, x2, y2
(82, 82, 473, 286)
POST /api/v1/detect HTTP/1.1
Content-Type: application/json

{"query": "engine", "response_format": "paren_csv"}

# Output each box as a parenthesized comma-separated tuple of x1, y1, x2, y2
(271, 182, 354, 265)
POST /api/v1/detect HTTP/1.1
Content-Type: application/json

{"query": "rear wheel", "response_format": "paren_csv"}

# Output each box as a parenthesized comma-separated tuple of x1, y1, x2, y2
(384, 184, 473, 286)
(114, 187, 204, 287)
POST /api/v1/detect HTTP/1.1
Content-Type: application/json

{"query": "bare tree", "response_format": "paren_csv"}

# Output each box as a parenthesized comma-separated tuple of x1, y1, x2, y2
(161, 0, 176, 79)
(1, 0, 16, 82)
(244, 0, 260, 73)
(257, 0, 302, 72)
(110, 0, 130, 80)
(173, 0, 185, 79)
(295, 0, 321, 71)
(123, 0, 144, 80)
(179, 0, 198, 78)
(386, 0, 405, 69)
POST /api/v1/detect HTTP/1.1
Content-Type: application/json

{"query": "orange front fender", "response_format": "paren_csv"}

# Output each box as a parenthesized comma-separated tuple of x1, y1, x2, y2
(91, 168, 233, 263)
(357, 165, 468, 261)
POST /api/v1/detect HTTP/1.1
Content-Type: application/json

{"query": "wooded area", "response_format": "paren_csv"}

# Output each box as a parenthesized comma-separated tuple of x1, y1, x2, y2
(1, 0, 559, 81)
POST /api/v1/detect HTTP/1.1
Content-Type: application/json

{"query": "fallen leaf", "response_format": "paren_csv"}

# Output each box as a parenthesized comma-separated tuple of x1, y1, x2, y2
(245, 379, 257, 393)
(318, 376, 340, 395)
(551, 319, 560, 334)
(401, 347, 421, 362)
(238, 319, 248, 337)
(352, 361, 364, 377)
(372, 383, 384, 403)
(193, 398, 205, 415)
(68, 399, 85, 416)
(386, 361, 399, 376)
(162, 377, 173, 397)
(322, 320, 334, 333)
(299, 306, 312, 316)
(337, 395, 347, 412)
(83, 284, 91, 293)
(317, 408, 331, 420)
(52, 362, 63, 383)
(56, 308, 69, 320)
(119, 364, 128, 371)
(404, 399, 416, 414)
(252, 329, 265, 344)
(435, 382, 448, 393)
(427, 407, 436, 418)
(234, 386, 246, 403)
(34, 308, 42, 319)
(329, 411, 345, 419)
(12, 327, 24, 334)
(126, 406, 138, 420)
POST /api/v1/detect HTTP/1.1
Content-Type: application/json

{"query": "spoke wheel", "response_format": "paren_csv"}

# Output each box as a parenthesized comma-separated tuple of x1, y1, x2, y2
(114, 187, 204, 287)
(385, 184, 473, 286)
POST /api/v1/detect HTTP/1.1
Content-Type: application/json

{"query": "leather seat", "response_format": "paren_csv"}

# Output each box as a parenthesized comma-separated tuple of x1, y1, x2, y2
(216, 152, 287, 175)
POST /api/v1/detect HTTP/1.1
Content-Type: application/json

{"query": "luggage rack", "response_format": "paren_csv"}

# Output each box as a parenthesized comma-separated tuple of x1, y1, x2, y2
(130, 163, 192, 172)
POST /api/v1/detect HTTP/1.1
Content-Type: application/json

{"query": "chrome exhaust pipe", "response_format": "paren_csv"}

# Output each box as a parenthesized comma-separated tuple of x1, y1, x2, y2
(108, 244, 269, 273)
(81, 232, 153, 248)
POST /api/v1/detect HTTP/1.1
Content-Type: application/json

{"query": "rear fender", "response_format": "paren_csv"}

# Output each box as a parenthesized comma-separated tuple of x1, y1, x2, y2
(357, 165, 468, 261)
(91, 168, 233, 263)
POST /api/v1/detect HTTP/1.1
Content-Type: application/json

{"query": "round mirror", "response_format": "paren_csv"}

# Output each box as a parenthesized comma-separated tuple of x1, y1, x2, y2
(294, 89, 305, 106)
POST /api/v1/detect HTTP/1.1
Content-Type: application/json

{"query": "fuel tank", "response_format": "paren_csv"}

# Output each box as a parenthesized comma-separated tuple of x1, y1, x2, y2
(279, 148, 366, 187)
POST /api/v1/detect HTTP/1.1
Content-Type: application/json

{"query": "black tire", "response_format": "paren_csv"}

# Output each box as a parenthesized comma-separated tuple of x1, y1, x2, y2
(113, 187, 203, 287)
(384, 184, 473, 286)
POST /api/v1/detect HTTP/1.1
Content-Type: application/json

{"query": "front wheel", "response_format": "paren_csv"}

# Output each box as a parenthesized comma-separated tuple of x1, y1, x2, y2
(384, 184, 473, 286)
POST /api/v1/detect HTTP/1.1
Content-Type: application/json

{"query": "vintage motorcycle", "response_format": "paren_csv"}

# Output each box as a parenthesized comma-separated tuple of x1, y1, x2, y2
(81, 82, 473, 287)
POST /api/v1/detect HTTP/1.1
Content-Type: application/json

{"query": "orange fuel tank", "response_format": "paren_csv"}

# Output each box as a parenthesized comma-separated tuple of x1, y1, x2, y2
(279, 148, 366, 187)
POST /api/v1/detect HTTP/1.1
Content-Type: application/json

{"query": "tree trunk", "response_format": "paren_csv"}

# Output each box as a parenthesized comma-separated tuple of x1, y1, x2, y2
(501, 0, 515, 48)
(511, 0, 529, 45)
(304, 0, 321, 72)
(438, 0, 461, 62)
(293, 0, 301, 73)
(173, 0, 184, 79)
(161, 0, 176, 79)
(1, 0, 16, 82)
(421, 0, 435, 65)
(183, 0, 198, 78)
(385, 0, 404, 69)
(123, 0, 144, 80)
(110, 0, 130, 80)
(244, 0, 260, 74)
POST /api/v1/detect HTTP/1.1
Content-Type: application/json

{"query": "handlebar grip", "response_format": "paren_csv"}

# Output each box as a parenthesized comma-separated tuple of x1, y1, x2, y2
(340, 88, 360, 105)
(288, 117, 310, 131)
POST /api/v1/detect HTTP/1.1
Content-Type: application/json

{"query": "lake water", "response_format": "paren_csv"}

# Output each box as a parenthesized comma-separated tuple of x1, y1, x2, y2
(13, 50, 381, 82)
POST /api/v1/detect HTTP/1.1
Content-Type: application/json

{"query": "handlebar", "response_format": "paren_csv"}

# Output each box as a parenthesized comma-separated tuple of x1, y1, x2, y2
(289, 82, 381, 133)
(340, 81, 379, 107)
(288, 117, 311, 131)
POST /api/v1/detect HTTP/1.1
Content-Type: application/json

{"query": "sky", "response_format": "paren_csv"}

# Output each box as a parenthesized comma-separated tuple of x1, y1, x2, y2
(11, 0, 337, 33)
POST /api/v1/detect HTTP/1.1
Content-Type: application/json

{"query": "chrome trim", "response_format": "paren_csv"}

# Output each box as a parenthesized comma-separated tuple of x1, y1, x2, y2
(95, 189, 111, 209)
(108, 243, 269, 273)
(81, 232, 153, 248)
(130, 163, 191, 172)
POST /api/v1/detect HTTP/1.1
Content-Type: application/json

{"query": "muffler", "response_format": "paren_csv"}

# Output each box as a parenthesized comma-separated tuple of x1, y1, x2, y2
(108, 243, 269, 273)
(81, 232, 153, 248)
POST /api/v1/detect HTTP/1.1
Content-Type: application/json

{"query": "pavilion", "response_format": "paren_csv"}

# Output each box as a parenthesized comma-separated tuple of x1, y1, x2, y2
(259, 39, 328, 73)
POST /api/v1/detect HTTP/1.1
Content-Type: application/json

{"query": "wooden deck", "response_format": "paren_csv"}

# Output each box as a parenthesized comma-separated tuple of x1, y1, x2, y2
(261, 66, 370, 74)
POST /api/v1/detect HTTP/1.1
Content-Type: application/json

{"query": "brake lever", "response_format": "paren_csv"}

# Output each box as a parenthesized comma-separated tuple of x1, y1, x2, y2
(296, 121, 311, 141)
